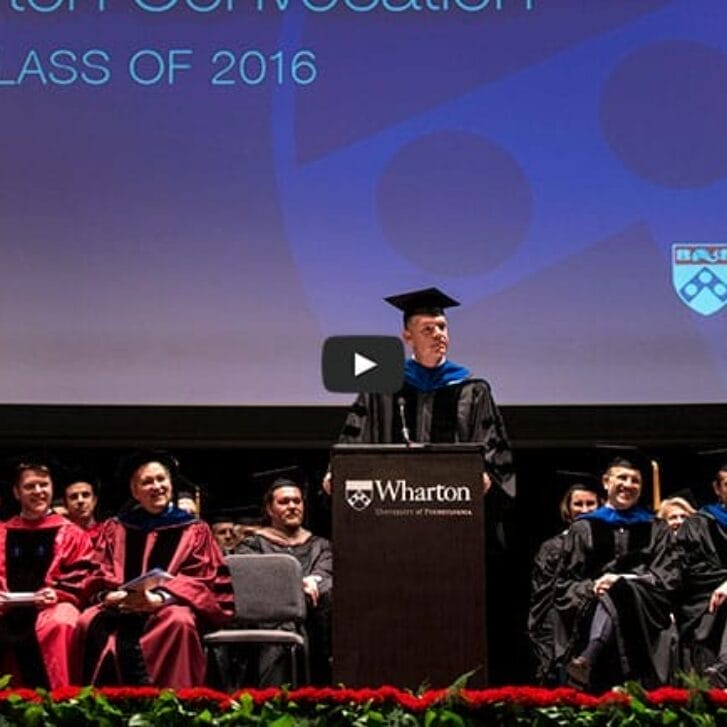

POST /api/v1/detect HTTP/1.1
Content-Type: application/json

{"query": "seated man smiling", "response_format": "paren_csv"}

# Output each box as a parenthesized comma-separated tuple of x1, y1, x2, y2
(77, 451, 233, 688)
(554, 450, 677, 692)
(0, 456, 95, 688)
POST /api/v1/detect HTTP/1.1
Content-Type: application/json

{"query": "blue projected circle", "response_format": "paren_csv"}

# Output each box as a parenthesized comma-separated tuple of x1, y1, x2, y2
(375, 131, 532, 277)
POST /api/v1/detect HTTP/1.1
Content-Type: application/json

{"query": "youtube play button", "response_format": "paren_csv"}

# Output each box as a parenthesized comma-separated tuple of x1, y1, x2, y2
(354, 352, 378, 377)
(322, 336, 404, 394)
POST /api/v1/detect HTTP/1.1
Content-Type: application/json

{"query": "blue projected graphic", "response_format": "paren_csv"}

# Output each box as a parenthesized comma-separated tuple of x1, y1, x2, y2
(673, 245, 727, 316)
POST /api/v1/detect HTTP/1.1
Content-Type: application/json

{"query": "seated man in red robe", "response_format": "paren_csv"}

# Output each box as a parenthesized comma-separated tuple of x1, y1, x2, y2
(0, 456, 95, 688)
(62, 469, 105, 544)
(78, 451, 233, 688)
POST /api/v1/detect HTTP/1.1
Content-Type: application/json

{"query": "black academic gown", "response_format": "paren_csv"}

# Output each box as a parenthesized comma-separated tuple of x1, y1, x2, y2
(528, 531, 567, 684)
(554, 514, 677, 690)
(339, 379, 515, 506)
(675, 512, 727, 671)
(339, 376, 517, 683)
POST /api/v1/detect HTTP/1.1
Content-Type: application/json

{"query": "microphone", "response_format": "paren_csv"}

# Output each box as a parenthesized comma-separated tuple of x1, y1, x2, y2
(397, 396, 412, 445)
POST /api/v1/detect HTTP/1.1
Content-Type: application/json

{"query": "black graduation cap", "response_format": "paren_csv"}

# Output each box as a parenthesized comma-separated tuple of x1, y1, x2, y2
(175, 473, 204, 515)
(207, 505, 262, 526)
(251, 465, 307, 501)
(698, 448, 727, 482)
(596, 443, 653, 476)
(114, 449, 180, 487)
(1, 451, 59, 488)
(206, 509, 236, 526)
(57, 464, 102, 496)
(595, 443, 660, 509)
(556, 470, 601, 493)
(688, 448, 727, 504)
(175, 473, 204, 499)
(384, 287, 460, 324)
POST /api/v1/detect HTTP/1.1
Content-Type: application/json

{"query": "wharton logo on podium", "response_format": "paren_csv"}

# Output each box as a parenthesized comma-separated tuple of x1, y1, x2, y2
(344, 480, 374, 511)
(672, 244, 727, 316)
(344, 478, 473, 517)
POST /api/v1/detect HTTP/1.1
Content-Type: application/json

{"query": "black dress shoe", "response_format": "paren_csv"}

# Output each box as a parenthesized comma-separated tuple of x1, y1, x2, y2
(566, 656, 591, 691)
(704, 661, 727, 689)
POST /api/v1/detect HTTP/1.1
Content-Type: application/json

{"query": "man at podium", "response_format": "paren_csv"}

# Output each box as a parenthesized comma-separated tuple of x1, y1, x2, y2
(325, 287, 514, 510)
(325, 287, 517, 685)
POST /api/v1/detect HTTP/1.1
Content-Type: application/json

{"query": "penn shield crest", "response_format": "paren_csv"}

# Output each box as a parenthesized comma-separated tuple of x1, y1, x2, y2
(672, 244, 727, 316)
(345, 480, 374, 511)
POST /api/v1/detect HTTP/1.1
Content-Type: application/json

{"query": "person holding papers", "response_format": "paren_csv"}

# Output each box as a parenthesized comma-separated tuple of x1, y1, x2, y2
(77, 451, 233, 688)
(0, 456, 95, 687)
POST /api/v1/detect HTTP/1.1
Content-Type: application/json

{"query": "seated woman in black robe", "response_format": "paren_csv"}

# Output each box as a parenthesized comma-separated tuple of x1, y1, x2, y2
(528, 473, 599, 684)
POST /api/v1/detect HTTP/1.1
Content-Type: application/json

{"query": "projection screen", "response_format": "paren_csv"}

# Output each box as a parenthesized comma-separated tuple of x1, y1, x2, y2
(1, 0, 726, 406)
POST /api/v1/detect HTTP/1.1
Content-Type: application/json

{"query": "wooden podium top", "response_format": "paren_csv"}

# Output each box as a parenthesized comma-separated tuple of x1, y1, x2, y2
(332, 443, 484, 453)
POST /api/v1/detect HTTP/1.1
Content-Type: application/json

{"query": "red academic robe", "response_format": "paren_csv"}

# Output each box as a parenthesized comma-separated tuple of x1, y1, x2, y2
(0, 514, 95, 688)
(78, 512, 233, 689)
(82, 519, 105, 546)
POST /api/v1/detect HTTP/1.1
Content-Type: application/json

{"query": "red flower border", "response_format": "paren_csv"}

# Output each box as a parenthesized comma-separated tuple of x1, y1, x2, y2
(2, 684, 727, 717)
(0, 688, 42, 704)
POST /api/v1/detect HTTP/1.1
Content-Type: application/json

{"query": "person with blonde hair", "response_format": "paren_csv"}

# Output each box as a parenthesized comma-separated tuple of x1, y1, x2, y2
(657, 496, 696, 532)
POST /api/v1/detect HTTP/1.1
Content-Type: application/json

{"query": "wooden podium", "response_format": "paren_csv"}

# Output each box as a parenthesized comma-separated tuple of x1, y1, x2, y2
(331, 444, 487, 689)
